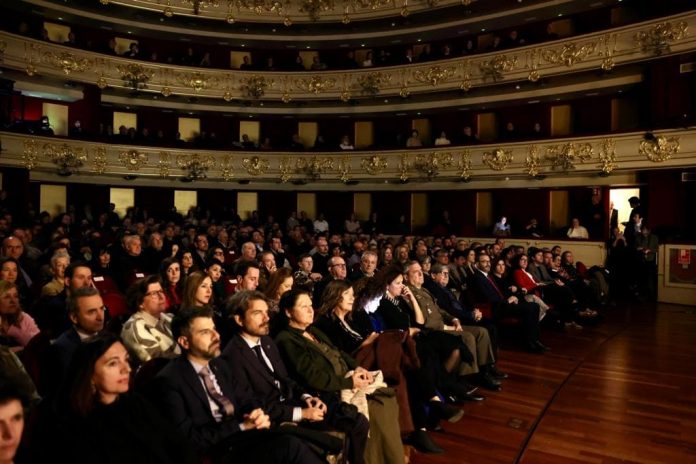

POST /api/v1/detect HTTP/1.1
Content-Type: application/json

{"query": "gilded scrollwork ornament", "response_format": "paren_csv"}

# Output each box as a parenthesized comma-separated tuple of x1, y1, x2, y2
(545, 143, 593, 171)
(479, 55, 517, 82)
(22, 139, 39, 170)
(357, 72, 390, 96)
(541, 41, 598, 67)
(525, 145, 542, 177)
(413, 65, 455, 86)
(482, 148, 513, 171)
(92, 146, 108, 174)
(635, 21, 688, 56)
(414, 152, 453, 179)
(639, 135, 680, 162)
(296, 156, 334, 180)
(158, 152, 171, 178)
(295, 75, 336, 94)
(177, 153, 215, 180)
(220, 155, 235, 181)
(43, 51, 91, 75)
(119, 149, 149, 170)
(44, 143, 87, 176)
(278, 157, 293, 183)
(457, 151, 472, 181)
(597, 139, 618, 175)
(117, 63, 153, 90)
(177, 72, 217, 92)
(361, 155, 387, 175)
(338, 157, 352, 183)
(242, 156, 270, 176)
(240, 75, 272, 99)
(397, 154, 410, 182)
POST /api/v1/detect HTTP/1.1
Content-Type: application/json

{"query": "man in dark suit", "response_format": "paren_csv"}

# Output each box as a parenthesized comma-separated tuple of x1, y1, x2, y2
(50, 286, 105, 392)
(153, 306, 323, 464)
(470, 254, 546, 353)
(222, 291, 368, 463)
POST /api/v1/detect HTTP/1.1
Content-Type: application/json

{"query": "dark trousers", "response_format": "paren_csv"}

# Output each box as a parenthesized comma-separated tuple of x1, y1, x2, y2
(213, 430, 325, 464)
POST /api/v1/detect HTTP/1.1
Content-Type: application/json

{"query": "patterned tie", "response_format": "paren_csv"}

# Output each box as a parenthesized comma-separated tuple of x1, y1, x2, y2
(198, 365, 235, 416)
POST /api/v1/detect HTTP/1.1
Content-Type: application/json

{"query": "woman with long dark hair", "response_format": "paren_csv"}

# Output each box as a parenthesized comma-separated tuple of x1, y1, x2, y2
(159, 257, 183, 312)
(51, 334, 197, 464)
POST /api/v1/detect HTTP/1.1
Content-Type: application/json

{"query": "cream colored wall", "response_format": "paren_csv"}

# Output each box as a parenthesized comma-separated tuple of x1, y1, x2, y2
(43, 22, 70, 43)
(297, 193, 317, 220)
(174, 190, 197, 214)
(113, 112, 137, 131)
(551, 105, 572, 137)
(477, 191, 493, 230)
(40, 184, 66, 216)
(110, 188, 134, 217)
(42, 103, 68, 136)
(239, 121, 260, 142)
(237, 192, 258, 220)
(298, 122, 318, 148)
(550, 190, 569, 232)
(411, 193, 428, 229)
(353, 193, 371, 221)
(178, 117, 200, 142)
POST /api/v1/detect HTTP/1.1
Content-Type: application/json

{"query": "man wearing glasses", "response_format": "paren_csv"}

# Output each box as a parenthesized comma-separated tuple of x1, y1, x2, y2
(312, 256, 347, 309)
(121, 275, 180, 363)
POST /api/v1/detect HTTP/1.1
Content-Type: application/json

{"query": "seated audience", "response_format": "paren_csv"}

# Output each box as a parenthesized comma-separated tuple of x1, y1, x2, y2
(154, 307, 323, 463)
(0, 281, 39, 349)
(121, 276, 180, 364)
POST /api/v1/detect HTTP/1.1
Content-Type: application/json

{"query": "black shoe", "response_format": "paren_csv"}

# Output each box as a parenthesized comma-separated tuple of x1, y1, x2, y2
(429, 401, 465, 424)
(534, 340, 550, 351)
(524, 340, 545, 353)
(449, 391, 485, 402)
(476, 373, 502, 391)
(456, 379, 480, 395)
(488, 365, 508, 380)
(409, 430, 444, 454)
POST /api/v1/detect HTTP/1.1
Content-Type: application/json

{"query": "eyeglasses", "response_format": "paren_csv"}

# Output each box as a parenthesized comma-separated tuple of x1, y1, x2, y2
(145, 290, 165, 297)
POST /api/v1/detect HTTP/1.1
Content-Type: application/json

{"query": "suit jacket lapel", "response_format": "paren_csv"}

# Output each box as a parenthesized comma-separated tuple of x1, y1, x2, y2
(177, 356, 215, 413)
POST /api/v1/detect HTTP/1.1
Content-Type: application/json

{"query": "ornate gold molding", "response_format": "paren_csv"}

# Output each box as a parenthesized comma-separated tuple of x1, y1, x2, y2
(44, 143, 87, 176)
(42, 51, 91, 75)
(119, 149, 149, 170)
(240, 75, 272, 99)
(357, 72, 391, 96)
(541, 41, 599, 67)
(295, 75, 336, 94)
(158, 151, 172, 178)
(597, 138, 617, 175)
(361, 155, 388, 175)
(525, 145, 542, 177)
(479, 55, 517, 82)
(639, 135, 680, 162)
(545, 142, 593, 171)
(483, 148, 513, 171)
(413, 152, 453, 178)
(177, 153, 215, 180)
(22, 139, 39, 170)
(219, 155, 235, 181)
(413, 65, 456, 86)
(117, 63, 154, 90)
(242, 156, 270, 175)
(296, 156, 334, 180)
(635, 21, 688, 56)
(92, 146, 108, 174)
(457, 151, 472, 181)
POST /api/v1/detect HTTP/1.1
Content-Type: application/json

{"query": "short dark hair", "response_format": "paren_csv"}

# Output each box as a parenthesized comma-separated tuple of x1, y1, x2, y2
(65, 261, 91, 279)
(172, 306, 214, 341)
(278, 288, 311, 315)
(66, 286, 100, 316)
(430, 263, 447, 275)
(236, 260, 260, 279)
(225, 290, 268, 321)
(126, 274, 162, 311)
(0, 370, 32, 409)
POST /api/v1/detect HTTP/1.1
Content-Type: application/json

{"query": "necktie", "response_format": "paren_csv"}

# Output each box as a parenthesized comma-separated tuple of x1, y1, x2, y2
(198, 365, 235, 416)
(487, 275, 505, 299)
(252, 345, 274, 375)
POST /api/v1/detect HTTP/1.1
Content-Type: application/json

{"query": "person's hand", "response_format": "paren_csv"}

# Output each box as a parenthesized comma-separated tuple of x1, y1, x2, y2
(364, 332, 379, 345)
(554, 279, 565, 286)
(305, 396, 327, 413)
(355, 366, 374, 383)
(507, 296, 518, 304)
(301, 405, 325, 422)
(473, 309, 483, 322)
(401, 286, 413, 300)
(351, 370, 370, 389)
(452, 319, 463, 331)
(171, 244, 179, 257)
(408, 327, 421, 337)
(310, 272, 323, 281)
(243, 408, 270, 430)
(509, 285, 518, 293)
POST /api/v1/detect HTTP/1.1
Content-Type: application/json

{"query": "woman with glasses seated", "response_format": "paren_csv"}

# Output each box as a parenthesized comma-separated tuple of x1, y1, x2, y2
(121, 275, 179, 364)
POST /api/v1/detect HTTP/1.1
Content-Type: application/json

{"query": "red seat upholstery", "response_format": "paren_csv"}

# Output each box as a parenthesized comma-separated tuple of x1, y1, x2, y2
(92, 275, 120, 294)
(102, 292, 130, 319)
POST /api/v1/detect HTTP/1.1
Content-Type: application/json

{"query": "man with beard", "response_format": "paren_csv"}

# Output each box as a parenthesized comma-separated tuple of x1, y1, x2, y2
(222, 291, 368, 463)
(154, 307, 323, 464)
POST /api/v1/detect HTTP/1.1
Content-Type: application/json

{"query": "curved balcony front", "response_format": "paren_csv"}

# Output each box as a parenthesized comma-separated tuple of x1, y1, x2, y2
(1, 128, 693, 190)
(1, 11, 693, 105)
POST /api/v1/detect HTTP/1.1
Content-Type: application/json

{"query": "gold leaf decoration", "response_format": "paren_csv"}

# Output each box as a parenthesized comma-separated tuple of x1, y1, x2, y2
(295, 75, 336, 94)
(279, 157, 293, 183)
(413, 152, 453, 178)
(545, 143, 593, 171)
(457, 150, 472, 181)
(361, 155, 387, 175)
(635, 21, 688, 56)
(541, 41, 598, 67)
(220, 155, 235, 181)
(413, 65, 455, 86)
(158, 152, 171, 178)
(22, 139, 39, 170)
(119, 149, 149, 170)
(42, 51, 92, 75)
(597, 139, 618, 174)
(479, 55, 517, 82)
(639, 135, 680, 162)
(242, 156, 270, 175)
(525, 145, 542, 177)
(92, 146, 107, 174)
(483, 148, 513, 171)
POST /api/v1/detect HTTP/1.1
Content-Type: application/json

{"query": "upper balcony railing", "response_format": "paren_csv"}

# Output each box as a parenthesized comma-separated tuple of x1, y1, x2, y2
(1, 128, 693, 189)
(0, 11, 693, 104)
(99, 0, 464, 25)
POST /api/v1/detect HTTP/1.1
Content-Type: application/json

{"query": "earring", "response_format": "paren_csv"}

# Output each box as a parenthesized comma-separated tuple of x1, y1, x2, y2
(90, 382, 97, 394)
